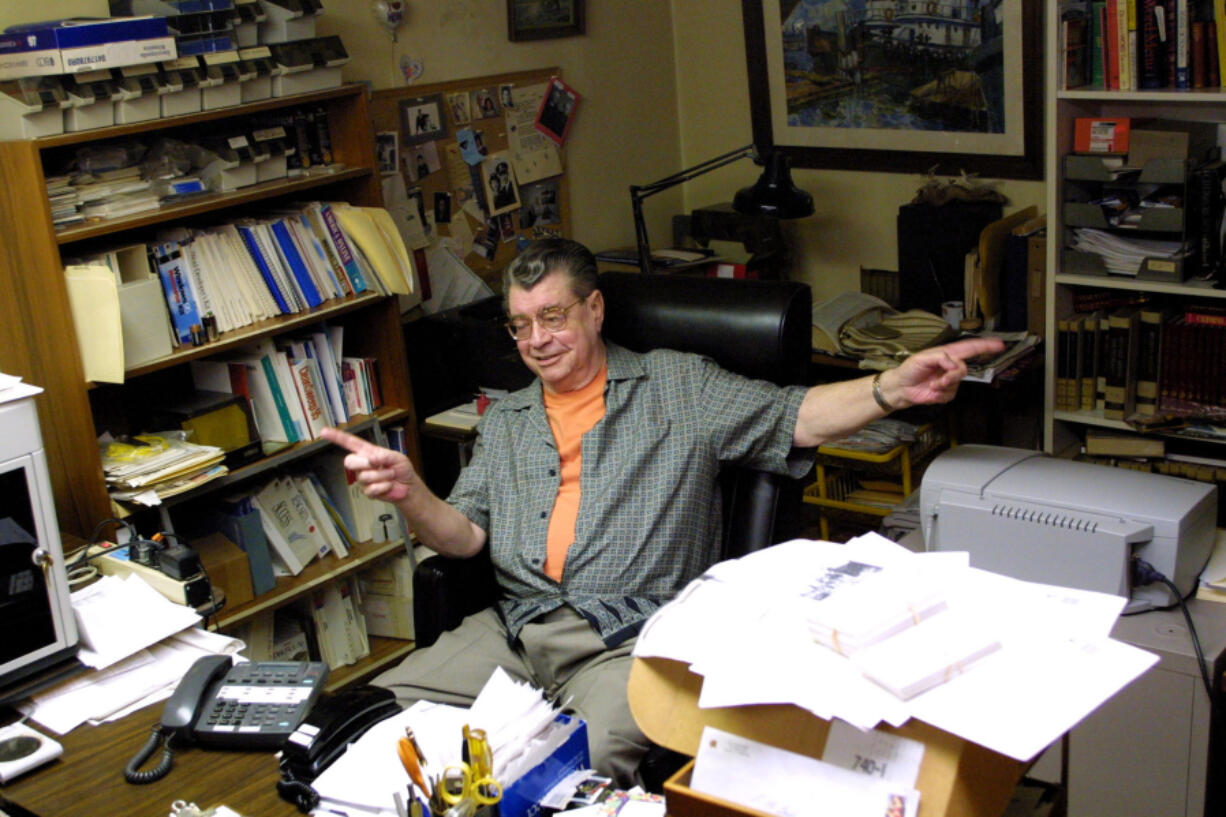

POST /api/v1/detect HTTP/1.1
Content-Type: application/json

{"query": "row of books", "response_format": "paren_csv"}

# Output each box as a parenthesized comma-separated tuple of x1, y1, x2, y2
(190, 326, 380, 445)
(1056, 302, 1226, 419)
(239, 576, 373, 669)
(149, 201, 401, 345)
(1061, 0, 1226, 90)
(214, 448, 389, 585)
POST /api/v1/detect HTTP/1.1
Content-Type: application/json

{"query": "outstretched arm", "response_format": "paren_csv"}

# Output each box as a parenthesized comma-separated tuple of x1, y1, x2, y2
(793, 337, 1005, 448)
(319, 427, 486, 558)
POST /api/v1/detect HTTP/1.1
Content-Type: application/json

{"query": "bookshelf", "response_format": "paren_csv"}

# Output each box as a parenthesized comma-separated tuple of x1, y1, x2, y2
(1044, 19, 1226, 458)
(0, 84, 421, 685)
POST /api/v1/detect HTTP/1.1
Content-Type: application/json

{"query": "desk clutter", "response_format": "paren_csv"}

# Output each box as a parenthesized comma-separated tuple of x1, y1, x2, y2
(629, 533, 1163, 817)
(0, 2, 347, 140)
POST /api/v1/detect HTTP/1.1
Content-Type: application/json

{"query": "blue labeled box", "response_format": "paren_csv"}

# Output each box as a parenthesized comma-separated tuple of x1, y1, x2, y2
(0, 17, 175, 78)
(499, 714, 590, 817)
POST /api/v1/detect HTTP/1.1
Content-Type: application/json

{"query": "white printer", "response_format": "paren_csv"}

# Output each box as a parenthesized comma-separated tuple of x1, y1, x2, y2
(920, 445, 1217, 612)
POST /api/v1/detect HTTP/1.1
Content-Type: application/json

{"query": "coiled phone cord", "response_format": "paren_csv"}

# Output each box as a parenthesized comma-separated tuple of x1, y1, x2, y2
(276, 759, 322, 814)
(124, 723, 175, 783)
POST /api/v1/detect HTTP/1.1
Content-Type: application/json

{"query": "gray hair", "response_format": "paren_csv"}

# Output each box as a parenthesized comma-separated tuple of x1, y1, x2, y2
(502, 238, 598, 310)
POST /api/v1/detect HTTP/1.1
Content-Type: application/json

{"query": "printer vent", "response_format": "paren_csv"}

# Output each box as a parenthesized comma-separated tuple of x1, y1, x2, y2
(991, 503, 1098, 532)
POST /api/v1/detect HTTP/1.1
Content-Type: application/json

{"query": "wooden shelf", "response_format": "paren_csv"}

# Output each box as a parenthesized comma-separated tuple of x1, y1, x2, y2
(216, 537, 409, 630)
(33, 85, 366, 150)
(56, 167, 371, 245)
(114, 292, 385, 380)
(325, 636, 415, 692)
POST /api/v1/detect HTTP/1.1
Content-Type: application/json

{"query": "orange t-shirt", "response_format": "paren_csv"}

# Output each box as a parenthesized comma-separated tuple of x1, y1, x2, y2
(542, 367, 607, 582)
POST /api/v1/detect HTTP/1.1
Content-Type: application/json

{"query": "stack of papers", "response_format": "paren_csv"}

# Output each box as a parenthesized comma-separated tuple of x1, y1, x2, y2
(634, 534, 1158, 763)
(99, 431, 227, 505)
(1068, 228, 1190, 276)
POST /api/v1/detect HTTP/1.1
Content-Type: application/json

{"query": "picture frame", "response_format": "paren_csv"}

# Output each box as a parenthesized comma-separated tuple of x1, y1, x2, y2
(481, 152, 522, 217)
(741, 0, 1042, 180)
(399, 94, 448, 144)
(507, 0, 585, 41)
(534, 76, 581, 147)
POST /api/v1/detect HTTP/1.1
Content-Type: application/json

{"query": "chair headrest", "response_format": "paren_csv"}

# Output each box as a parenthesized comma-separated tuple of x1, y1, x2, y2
(597, 272, 812, 387)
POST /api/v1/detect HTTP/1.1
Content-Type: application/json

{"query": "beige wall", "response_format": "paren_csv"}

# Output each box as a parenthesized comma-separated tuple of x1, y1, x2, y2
(0, 1, 1049, 301)
(670, 0, 1046, 302)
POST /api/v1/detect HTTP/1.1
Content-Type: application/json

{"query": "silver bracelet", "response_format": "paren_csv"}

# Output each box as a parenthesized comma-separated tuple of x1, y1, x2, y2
(871, 371, 895, 413)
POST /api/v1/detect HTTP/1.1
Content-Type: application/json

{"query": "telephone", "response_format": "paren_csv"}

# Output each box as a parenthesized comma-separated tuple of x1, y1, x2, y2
(277, 684, 402, 813)
(124, 655, 329, 784)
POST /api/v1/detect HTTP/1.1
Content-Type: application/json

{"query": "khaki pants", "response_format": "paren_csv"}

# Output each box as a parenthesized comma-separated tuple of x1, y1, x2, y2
(371, 606, 649, 788)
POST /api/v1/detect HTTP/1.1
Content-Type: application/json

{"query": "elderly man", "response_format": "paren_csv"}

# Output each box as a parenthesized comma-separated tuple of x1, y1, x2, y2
(321, 238, 1001, 786)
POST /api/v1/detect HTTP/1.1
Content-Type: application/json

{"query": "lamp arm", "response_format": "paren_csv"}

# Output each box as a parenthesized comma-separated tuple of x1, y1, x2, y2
(630, 144, 756, 201)
(630, 143, 757, 273)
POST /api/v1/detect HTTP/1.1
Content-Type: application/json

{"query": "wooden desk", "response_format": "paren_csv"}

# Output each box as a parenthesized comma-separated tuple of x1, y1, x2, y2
(3, 706, 299, 817)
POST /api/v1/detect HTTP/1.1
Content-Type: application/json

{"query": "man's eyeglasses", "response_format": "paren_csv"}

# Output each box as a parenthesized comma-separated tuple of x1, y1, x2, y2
(505, 297, 586, 340)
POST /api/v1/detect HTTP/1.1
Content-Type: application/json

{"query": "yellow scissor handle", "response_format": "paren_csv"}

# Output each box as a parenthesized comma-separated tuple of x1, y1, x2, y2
(440, 763, 502, 806)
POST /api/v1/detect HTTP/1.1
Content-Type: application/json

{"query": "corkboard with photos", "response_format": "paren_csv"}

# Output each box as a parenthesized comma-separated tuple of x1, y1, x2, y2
(369, 67, 572, 294)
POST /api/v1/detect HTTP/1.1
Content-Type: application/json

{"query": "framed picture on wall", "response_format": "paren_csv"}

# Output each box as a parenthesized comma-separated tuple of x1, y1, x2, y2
(507, 0, 585, 41)
(399, 94, 448, 144)
(741, 0, 1042, 180)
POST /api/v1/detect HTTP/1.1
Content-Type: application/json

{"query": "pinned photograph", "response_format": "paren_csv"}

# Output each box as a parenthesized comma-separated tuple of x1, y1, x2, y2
(399, 94, 448, 144)
(518, 179, 560, 228)
(499, 83, 515, 109)
(499, 212, 516, 240)
(375, 131, 398, 175)
(534, 76, 580, 146)
(473, 87, 500, 119)
(481, 153, 521, 216)
(447, 91, 472, 125)
(405, 140, 441, 182)
(434, 191, 452, 224)
(456, 127, 489, 166)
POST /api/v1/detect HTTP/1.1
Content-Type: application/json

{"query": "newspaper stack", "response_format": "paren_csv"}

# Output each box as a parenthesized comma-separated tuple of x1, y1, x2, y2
(100, 431, 227, 504)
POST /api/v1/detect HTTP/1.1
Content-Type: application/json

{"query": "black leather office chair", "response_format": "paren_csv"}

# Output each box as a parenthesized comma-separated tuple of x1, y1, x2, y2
(410, 270, 812, 788)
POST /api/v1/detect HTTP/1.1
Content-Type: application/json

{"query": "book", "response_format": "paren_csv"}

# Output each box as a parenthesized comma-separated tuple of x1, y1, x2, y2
(1063, 13, 1091, 88)
(1084, 429, 1166, 457)
(235, 609, 276, 661)
(313, 450, 378, 543)
(252, 476, 322, 575)
(1056, 317, 1073, 410)
(270, 217, 324, 308)
(1091, 0, 1108, 86)
(1194, 160, 1226, 279)
(1095, 310, 1110, 411)
(1079, 314, 1098, 410)
(294, 474, 348, 559)
(1135, 306, 1170, 415)
(338, 577, 370, 662)
(319, 201, 368, 294)
(1104, 306, 1141, 420)
(237, 222, 292, 315)
(1138, 0, 1166, 88)
(1208, 20, 1220, 86)
(1217, 0, 1226, 85)
(153, 241, 201, 345)
(213, 492, 277, 595)
(289, 356, 329, 439)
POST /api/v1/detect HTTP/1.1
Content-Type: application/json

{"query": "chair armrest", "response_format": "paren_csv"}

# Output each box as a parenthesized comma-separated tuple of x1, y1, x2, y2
(412, 551, 501, 648)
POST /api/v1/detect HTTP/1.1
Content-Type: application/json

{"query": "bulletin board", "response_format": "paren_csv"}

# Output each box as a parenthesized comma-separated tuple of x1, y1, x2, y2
(369, 67, 573, 295)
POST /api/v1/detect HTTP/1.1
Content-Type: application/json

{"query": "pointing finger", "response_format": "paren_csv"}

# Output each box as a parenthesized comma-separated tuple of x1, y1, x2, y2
(321, 426, 369, 455)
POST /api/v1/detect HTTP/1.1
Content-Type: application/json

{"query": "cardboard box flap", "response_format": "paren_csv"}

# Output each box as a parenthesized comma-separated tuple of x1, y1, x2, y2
(629, 656, 1023, 817)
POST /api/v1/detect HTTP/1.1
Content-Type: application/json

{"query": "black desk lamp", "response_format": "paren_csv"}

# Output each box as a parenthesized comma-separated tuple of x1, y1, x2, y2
(630, 145, 814, 274)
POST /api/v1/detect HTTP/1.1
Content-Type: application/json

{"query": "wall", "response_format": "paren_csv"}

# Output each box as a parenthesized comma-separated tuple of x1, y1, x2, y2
(0, 0, 685, 255)
(670, 0, 1046, 302)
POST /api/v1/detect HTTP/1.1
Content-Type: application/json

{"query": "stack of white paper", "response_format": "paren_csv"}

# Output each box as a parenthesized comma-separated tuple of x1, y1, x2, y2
(633, 534, 1158, 763)
(805, 567, 947, 655)
(852, 611, 1001, 700)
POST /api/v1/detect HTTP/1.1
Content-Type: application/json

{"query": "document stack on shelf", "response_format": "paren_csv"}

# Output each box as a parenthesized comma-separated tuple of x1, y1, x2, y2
(99, 431, 227, 505)
(1068, 227, 1191, 276)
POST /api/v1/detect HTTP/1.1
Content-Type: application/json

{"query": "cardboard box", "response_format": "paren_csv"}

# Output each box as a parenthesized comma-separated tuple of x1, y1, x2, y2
(628, 656, 1024, 817)
(192, 532, 255, 608)
(1128, 119, 1218, 167)
(1074, 117, 1130, 154)
(0, 17, 175, 77)
(360, 591, 413, 639)
(500, 714, 590, 817)
(359, 552, 413, 597)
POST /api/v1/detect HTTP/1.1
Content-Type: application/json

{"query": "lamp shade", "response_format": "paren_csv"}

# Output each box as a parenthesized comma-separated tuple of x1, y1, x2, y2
(733, 152, 814, 219)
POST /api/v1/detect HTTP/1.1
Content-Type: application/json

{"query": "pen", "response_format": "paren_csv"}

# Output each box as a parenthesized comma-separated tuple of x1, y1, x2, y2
(399, 735, 430, 797)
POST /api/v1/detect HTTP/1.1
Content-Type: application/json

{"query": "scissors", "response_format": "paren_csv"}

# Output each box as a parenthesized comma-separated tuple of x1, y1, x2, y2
(440, 726, 501, 807)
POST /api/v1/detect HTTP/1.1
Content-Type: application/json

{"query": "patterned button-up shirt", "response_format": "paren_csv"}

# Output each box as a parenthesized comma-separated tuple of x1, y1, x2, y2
(447, 342, 813, 645)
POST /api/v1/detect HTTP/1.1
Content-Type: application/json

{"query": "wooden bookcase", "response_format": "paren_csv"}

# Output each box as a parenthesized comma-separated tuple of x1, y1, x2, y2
(1044, 27, 1226, 458)
(0, 84, 421, 686)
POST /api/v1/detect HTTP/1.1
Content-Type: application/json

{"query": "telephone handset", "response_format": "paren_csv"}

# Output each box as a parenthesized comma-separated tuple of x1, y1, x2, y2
(124, 655, 329, 784)
(276, 684, 401, 813)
